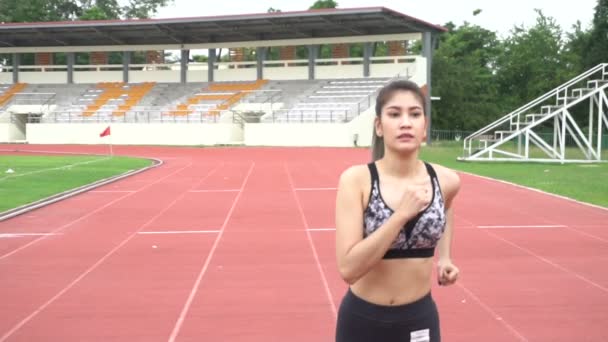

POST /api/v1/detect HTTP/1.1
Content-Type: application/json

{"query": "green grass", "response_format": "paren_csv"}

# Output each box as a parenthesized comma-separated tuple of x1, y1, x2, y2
(420, 141, 608, 208)
(0, 155, 153, 213)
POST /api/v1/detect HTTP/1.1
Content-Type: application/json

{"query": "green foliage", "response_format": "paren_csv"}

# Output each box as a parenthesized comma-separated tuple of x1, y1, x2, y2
(309, 0, 338, 9)
(496, 10, 575, 107)
(79, 6, 111, 20)
(431, 8, 601, 131)
(0, 0, 173, 22)
(431, 23, 502, 130)
(583, 0, 608, 69)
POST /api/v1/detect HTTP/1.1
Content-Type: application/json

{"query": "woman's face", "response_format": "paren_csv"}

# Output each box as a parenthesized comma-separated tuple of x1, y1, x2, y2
(375, 90, 427, 154)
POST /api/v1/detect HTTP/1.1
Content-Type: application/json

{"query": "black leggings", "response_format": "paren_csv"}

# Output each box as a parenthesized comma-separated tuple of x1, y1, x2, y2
(335, 288, 441, 342)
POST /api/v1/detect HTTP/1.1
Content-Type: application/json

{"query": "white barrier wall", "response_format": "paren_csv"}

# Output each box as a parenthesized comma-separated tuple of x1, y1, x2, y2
(244, 123, 352, 147)
(26, 123, 243, 146)
(316, 65, 363, 79)
(0, 74, 11, 83)
(9, 122, 25, 141)
(0, 124, 27, 143)
(0, 124, 9, 143)
(131, 70, 180, 83)
(215, 68, 257, 82)
(20, 112, 375, 147)
(186, 70, 208, 83)
(264, 67, 308, 80)
(74, 71, 122, 83)
(243, 105, 376, 147)
(20, 72, 67, 84)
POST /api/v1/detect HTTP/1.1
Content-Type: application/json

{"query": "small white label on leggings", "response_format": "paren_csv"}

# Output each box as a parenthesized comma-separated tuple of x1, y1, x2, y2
(410, 329, 430, 342)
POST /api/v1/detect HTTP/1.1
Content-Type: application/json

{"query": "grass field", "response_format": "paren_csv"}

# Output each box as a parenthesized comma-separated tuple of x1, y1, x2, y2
(0, 155, 153, 213)
(421, 142, 608, 208)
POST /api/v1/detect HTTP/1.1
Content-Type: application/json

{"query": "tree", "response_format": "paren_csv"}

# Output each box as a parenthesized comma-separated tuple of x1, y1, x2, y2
(309, 0, 338, 9)
(582, 0, 608, 69)
(564, 21, 591, 74)
(496, 10, 574, 109)
(0, 0, 173, 22)
(431, 23, 503, 130)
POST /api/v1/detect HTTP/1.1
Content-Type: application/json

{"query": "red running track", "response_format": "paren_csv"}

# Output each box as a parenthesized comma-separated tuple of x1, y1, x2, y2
(0, 144, 607, 341)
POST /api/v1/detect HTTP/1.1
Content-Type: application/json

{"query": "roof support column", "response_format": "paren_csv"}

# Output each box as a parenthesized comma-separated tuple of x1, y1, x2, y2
(12, 53, 19, 84)
(422, 31, 433, 145)
(180, 49, 189, 84)
(308, 45, 318, 80)
(256, 47, 266, 80)
(122, 51, 130, 83)
(363, 42, 372, 77)
(66, 53, 74, 84)
(207, 48, 215, 82)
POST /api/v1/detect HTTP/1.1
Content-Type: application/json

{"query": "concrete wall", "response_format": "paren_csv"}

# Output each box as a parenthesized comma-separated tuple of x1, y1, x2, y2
(15, 116, 376, 147)
(0, 123, 26, 142)
(264, 67, 308, 80)
(20, 72, 67, 84)
(74, 71, 122, 83)
(9, 121, 25, 141)
(243, 105, 375, 147)
(215, 68, 257, 82)
(0, 124, 9, 142)
(26, 123, 243, 145)
(131, 70, 179, 83)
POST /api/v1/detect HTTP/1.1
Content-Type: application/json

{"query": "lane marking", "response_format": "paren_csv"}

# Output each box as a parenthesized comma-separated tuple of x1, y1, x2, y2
(138, 230, 220, 235)
(285, 163, 337, 318)
(168, 162, 255, 342)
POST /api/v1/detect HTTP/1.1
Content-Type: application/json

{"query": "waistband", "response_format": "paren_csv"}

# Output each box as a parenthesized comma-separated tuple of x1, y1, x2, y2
(342, 288, 436, 323)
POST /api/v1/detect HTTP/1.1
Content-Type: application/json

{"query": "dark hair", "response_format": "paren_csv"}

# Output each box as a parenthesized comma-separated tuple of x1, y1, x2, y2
(371, 80, 427, 161)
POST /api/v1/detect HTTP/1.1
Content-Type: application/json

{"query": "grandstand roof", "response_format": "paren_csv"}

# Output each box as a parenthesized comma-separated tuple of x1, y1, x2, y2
(0, 7, 446, 50)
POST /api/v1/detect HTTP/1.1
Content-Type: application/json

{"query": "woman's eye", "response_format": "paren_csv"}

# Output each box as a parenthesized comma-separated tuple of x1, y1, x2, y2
(411, 112, 422, 117)
(388, 112, 399, 117)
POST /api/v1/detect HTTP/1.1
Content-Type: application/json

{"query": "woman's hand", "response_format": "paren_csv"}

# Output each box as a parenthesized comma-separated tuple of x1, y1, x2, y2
(395, 184, 432, 222)
(437, 259, 459, 286)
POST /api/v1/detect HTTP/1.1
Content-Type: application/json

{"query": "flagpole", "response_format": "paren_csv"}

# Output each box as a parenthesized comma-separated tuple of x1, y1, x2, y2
(109, 124, 113, 157)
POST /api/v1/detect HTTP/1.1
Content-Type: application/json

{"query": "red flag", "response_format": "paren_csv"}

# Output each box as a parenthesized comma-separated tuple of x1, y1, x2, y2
(99, 126, 111, 138)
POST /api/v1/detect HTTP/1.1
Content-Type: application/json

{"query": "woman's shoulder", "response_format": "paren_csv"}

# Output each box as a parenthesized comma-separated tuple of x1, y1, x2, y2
(338, 163, 371, 189)
(427, 162, 461, 200)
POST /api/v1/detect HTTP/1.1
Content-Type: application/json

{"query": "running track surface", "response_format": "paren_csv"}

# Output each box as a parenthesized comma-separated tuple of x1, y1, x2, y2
(1, 145, 607, 342)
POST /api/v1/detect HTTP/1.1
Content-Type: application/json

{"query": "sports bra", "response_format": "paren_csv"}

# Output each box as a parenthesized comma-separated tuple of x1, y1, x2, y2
(363, 162, 446, 259)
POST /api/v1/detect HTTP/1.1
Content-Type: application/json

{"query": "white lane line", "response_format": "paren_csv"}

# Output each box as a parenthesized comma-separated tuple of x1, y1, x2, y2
(477, 225, 566, 229)
(285, 163, 337, 318)
(188, 189, 240, 193)
(0, 233, 61, 239)
(138, 230, 220, 235)
(168, 162, 255, 342)
(294, 187, 337, 191)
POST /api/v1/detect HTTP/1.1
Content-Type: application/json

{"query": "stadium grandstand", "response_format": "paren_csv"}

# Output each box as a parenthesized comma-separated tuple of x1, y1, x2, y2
(0, 7, 444, 147)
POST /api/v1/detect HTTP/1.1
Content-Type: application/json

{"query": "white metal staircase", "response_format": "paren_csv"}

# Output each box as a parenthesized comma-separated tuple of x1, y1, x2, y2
(460, 63, 608, 163)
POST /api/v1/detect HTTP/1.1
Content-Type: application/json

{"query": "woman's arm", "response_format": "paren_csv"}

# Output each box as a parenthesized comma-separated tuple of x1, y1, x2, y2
(335, 166, 430, 285)
(435, 166, 461, 285)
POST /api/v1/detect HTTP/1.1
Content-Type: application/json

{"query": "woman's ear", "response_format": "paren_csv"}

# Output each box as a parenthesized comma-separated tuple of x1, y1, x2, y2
(422, 115, 428, 140)
(374, 116, 383, 137)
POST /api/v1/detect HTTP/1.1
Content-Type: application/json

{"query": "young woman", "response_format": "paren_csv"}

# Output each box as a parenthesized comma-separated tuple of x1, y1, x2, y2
(335, 80, 461, 342)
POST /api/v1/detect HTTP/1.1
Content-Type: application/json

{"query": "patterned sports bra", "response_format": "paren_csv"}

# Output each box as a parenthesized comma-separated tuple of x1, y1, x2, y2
(363, 162, 446, 259)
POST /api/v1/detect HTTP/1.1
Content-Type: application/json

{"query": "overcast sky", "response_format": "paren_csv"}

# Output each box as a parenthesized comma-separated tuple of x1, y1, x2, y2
(155, 0, 597, 39)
